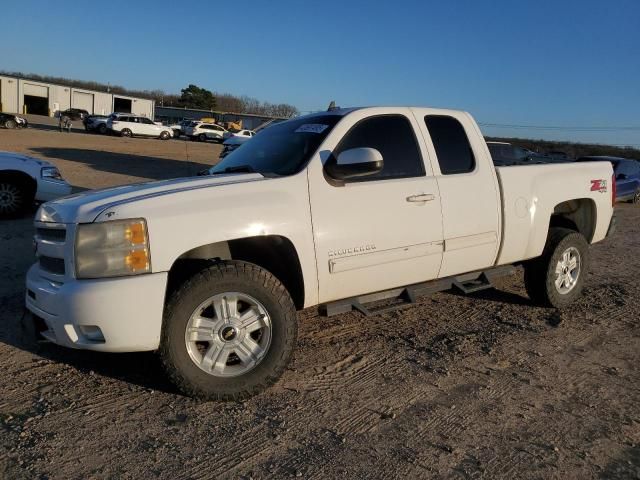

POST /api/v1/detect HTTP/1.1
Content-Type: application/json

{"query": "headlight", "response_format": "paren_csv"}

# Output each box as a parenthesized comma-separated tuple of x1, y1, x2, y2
(41, 166, 63, 180)
(75, 219, 151, 278)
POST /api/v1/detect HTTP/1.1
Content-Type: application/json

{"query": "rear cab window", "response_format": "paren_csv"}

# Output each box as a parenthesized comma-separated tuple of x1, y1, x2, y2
(424, 115, 476, 174)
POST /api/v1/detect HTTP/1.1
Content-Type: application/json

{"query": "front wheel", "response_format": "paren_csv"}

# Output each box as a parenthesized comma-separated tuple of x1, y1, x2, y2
(524, 227, 589, 308)
(160, 131, 170, 140)
(632, 189, 640, 204)
(0, 179, 31, 218)
(98, 124, 108, 135)
(160, 261, 298, 401)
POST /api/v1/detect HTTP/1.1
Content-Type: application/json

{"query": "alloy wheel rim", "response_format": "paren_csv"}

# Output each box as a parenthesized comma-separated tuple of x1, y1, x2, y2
(0, 183, 21, 213)
(554, 247, 581, 294)
(184, 292, 272, 377)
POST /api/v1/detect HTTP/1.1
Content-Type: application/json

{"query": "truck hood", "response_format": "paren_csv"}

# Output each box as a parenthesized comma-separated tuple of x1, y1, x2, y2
(36, 173, 264, 224)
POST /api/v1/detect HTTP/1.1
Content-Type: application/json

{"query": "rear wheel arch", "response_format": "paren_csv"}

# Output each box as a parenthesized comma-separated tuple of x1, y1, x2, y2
(549, 198, 597, 243)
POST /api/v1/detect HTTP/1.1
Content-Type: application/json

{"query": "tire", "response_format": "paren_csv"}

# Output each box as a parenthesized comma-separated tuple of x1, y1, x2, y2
(4, 119, 17, 129)
(121, 128, 133, 138)
(199, 133, 208, 142)
(524, 227, 589, 308)
(98, 124, 108, 135)
(0, 178, 32, 218)
(160, 261, 297, 401)
(160, 131, 170, 140)
(632, 189, 640, 204)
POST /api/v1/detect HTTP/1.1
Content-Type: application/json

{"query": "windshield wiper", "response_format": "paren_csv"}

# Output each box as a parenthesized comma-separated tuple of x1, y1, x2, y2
(210, 165, 257, 175)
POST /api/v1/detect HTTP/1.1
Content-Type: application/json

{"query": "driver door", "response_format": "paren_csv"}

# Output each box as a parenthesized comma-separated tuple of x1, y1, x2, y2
(307, 108, 444, 303)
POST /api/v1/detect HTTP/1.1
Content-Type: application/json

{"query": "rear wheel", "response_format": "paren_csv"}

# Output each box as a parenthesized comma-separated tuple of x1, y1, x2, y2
(632, 189, 640, 204)
(121, 128, 132, 138)
(524, 227, 589, 308)
(0, 179, 31, 218)
(98, 124, 108, 135)
(4, 119, 17, 129)
(199, 133, 208, 142)
(160, 261, 297, 401)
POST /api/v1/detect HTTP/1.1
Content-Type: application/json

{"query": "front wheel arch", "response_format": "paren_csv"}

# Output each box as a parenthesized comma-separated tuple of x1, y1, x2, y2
(166, 235, 306, 310)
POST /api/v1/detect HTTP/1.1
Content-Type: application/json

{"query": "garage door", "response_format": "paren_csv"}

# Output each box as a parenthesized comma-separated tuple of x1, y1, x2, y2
(72, 91, 94, 113)
(23, 83, 48, 97)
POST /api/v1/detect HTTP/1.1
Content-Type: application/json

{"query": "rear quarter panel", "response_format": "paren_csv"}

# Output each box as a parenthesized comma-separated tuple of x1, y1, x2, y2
(496, 162, 613, 265)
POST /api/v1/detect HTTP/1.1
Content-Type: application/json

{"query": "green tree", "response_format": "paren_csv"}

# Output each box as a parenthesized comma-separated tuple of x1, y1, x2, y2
(179, 84, 217, 110)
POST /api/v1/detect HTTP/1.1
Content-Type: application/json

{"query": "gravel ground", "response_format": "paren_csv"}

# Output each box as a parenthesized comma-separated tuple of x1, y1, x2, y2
(1, 127, 639, 479)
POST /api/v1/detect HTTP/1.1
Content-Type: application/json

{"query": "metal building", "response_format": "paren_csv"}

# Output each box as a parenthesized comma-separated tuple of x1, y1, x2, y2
(0, 75, 154, 117)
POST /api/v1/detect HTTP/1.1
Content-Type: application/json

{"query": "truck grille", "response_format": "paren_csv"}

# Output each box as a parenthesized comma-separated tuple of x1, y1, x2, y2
(39, 256, 66, 275)
(34, 223, 68, 280)
(36, 227, 66, 242)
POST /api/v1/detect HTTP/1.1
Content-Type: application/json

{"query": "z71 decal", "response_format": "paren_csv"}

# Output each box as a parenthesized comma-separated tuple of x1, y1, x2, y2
(590, 179, 607, 193)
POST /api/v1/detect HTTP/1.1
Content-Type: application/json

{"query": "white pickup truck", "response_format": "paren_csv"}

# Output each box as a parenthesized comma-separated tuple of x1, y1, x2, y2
(25, 107, 615, 400)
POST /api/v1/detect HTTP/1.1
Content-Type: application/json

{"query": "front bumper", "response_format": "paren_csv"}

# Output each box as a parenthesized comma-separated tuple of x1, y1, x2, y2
(36, 179, 73, 202)
(25, 264, 168, 352)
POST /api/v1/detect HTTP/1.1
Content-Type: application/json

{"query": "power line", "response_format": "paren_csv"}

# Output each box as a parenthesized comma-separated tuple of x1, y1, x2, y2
(479, 122, 640, 132)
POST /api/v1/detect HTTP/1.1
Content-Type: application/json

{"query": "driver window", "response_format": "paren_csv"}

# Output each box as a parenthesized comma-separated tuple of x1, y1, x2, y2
(334, 115, 425, 181)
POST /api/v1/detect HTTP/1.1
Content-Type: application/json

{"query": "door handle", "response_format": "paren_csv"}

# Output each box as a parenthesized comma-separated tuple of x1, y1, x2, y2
(406, 194, 435, 203)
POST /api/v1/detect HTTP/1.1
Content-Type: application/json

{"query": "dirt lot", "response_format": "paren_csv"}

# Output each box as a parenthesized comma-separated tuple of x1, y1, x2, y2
(1, 127, 639, 479)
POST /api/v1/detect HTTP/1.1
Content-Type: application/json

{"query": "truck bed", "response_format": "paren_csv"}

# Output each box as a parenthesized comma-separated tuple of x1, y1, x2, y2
(494, 161, 614, 265)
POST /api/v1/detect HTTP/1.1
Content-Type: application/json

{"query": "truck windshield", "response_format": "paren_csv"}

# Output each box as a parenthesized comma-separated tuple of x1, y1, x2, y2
(210, 115, 342, 177)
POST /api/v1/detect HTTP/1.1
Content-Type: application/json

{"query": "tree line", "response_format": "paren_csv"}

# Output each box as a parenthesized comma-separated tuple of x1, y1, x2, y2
(162, 84, 299, 118)
(0, 71, 299, 118)
(486, 136, 640, 159)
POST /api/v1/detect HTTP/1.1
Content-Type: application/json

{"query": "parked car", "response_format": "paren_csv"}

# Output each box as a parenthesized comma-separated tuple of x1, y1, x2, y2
(1, 113, 28, 129)
(107, 115, 173, 140)
(576, 156, 640, 203)
(0, 151, 72, 218)
(219, 135, 252, 159)
(24, 106, 615, 401)
(60, 108, 89, 121)
(185, 122, 227, 142)
(83, 115, 109, 133)
(486, 141, 548, 165)
(222, 129, 256, 140)
(167, 119, 197, 139)
(547, 150, 571, 161)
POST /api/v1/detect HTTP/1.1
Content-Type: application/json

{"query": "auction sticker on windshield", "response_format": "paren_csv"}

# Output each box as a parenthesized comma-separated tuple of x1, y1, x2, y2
(294, 124, 329, 134)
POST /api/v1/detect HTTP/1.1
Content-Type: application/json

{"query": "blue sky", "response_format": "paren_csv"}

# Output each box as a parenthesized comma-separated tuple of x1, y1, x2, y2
(1, 0, 639, 146)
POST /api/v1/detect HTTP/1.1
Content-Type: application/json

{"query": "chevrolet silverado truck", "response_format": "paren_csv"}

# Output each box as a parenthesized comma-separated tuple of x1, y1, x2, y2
(24, 107, 615, 400)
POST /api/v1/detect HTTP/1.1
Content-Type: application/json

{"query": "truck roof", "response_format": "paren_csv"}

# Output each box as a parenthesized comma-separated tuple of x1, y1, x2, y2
(298, 106, 469, 120)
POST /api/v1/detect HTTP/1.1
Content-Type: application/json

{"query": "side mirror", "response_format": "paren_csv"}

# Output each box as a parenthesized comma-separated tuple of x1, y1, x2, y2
(325, 147, 384, 180)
